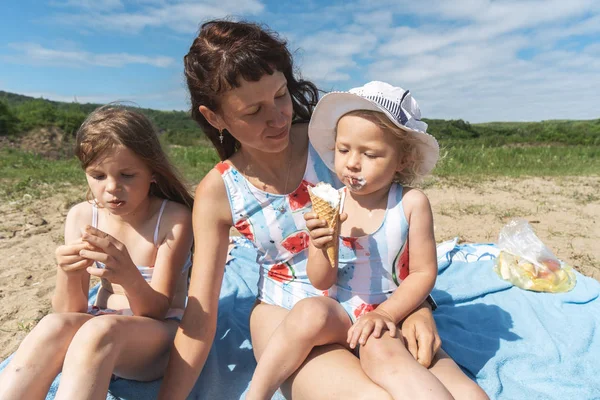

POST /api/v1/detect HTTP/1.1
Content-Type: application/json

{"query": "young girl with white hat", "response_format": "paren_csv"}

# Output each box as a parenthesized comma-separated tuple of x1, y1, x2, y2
(247, 81, 488, 400)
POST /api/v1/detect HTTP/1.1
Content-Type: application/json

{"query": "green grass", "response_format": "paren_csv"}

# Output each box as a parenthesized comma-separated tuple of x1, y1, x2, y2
(167, 145, 221, 184)
(0, 145, 221, 201)
(0, 147, 84, 199)
(1, 144, 598, 202)
(435, 145, 600, 177)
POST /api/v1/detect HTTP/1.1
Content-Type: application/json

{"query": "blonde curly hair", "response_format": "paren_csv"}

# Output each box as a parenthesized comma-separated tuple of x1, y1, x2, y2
(340, 110, 429, 185)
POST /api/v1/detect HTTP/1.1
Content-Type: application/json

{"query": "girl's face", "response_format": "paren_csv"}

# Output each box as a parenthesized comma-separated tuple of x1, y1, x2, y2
(334, 114, 402, 194)
(85, 146, 153, 215)
(213, 71, 293, 153)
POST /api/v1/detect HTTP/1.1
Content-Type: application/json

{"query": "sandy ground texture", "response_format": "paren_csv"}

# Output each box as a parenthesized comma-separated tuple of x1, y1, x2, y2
(1, 176, 599, 360)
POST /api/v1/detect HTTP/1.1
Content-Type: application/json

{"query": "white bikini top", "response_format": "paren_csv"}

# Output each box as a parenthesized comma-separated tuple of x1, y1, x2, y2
(92, 199, 190, 282)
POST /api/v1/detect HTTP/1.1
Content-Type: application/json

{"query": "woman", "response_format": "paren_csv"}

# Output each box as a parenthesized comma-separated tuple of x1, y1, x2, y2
(158, 20, 447, 400)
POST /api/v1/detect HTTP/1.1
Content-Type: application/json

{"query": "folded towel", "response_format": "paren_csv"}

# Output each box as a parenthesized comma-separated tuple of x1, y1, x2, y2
(434, 239, 600, 400)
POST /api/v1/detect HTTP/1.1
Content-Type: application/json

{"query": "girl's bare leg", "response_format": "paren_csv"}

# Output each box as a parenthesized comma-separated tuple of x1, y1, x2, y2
(250, 302, 393, 400)
(247, 297, 352, 400)
(0, 313, 93, 400)
(359, 333, 454, 400)
(428, 349, 490, 400)
(55, 315, 178, 400)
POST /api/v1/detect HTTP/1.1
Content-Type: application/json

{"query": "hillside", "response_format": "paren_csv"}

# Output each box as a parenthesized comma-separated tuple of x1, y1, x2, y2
(1, 90, 600, 148)
(0, 90, 201, 146)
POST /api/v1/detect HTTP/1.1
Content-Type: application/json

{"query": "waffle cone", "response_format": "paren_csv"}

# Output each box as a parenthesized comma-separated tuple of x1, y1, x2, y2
(308, 188, 340, 268)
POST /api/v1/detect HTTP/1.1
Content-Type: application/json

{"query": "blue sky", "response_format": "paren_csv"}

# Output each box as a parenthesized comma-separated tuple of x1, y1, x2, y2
(1, 0, 599, 122)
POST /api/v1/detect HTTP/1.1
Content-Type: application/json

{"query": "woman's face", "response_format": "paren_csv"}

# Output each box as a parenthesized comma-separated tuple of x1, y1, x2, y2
(217, 71, 293, 153)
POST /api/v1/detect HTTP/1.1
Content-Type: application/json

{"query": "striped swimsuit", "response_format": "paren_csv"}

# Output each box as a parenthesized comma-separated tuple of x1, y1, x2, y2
(216, 143, 340, 310)
(333, 183, 410, 322)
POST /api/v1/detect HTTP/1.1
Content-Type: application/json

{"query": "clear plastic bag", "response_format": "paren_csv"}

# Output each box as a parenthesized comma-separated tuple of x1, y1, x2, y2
(494, 218, 576, 293)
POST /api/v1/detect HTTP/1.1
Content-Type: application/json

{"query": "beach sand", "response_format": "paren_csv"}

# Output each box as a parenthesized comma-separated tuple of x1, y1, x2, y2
(1, 176, 599, 360)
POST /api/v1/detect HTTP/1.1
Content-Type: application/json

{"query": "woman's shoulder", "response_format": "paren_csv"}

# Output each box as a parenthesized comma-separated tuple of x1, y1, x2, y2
(193, 168, 231, 221)
(195, 167, 227, 198)
(193, 168, 233, 225)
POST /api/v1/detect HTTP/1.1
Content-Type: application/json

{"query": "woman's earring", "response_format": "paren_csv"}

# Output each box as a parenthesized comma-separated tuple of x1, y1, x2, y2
(219, 129, 224, 144)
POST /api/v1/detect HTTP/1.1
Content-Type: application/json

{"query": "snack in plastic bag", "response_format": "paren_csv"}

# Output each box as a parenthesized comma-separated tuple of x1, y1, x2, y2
(494, 218, 576, 293)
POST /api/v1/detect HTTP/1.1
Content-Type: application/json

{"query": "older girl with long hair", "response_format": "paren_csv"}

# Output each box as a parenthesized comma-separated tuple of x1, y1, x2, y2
(0, 106, 194, 400)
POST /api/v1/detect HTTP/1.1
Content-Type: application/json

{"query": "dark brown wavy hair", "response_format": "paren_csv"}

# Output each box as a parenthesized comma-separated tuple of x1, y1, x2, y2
(184, 19, 320, 160)
(75, 105, 194, 210)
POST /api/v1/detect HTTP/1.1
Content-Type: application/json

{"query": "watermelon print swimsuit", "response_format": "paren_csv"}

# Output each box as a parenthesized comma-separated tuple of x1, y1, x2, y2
(215, 143, 341, 310)
(333, 183, 410, 323)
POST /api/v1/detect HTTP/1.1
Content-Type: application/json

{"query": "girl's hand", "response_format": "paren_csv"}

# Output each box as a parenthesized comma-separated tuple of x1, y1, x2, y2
(304, 211, 347, 249)
(55, 238, 95, 272)
(347, 309, 397, 349)
(400, 303, 442, 367)
(79, 225, 139, 286)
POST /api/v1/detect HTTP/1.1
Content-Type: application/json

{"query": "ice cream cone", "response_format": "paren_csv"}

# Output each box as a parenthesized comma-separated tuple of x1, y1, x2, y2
(308, 185, 341, 268)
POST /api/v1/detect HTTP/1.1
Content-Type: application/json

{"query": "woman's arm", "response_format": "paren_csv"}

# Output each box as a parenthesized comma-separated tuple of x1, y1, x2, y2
(375, 189, 437, 324)
(52, 202, 93, 313)
(400, 300, 442, 367)
(158, 170, 232, 399)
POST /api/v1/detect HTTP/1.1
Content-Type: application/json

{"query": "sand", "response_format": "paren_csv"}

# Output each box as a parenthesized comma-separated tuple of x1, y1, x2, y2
(1, 176, 598, 360)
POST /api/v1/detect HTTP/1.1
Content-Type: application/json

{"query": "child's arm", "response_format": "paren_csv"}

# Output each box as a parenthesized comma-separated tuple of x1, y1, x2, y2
(80, 203, 193, 319)
(347, 189, 437, 348)
(158, 170, 231, 399)
(140, 203, 193, 315)
(305, 211, 344, 290)
(52, 203, 93, 313)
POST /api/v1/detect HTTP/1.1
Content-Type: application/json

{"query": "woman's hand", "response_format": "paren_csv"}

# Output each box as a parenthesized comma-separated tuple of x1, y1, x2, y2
(347, 309, 397, 349)
(400, 302, 442, 367)
(79, 225, 140, 286)
(55, 238, 95, 272)
(304, 211, 347, 249)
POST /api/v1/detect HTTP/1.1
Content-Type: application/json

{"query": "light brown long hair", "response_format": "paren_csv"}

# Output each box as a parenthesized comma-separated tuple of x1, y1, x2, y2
(184, 19, 320, 160)
(75, 105, 193, 209)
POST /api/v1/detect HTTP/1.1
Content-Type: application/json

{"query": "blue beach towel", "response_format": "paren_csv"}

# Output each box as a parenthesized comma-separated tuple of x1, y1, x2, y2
(1, 237, 599, 399)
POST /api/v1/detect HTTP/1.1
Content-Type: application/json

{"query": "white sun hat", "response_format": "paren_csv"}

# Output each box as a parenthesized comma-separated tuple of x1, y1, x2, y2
(308, 81, 439, 177)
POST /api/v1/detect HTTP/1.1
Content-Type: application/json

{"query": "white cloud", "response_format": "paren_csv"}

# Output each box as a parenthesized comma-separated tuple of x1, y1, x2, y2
(50, 0, 265, 34)
(6, 43, 174, 68)
(301, 57, 355, 83)
(24, 0, 600, 121)
(49, 0, 124, 11)
(291, 0, 600, 122)
(299, 30, 378, 58)
(295, 29, 378, 82)
(372, 40, 600, 122)
(352, 10, 393, 32)
(372, 0, 599, 25)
